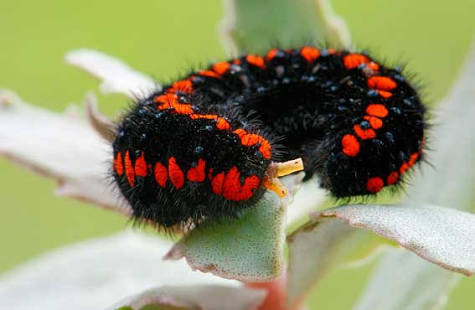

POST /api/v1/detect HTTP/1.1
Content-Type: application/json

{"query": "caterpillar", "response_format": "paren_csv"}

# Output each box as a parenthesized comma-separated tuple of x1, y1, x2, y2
(112, 46, 426, 227)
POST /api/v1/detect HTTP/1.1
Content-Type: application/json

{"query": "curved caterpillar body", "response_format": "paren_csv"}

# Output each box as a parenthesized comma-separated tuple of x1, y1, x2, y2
(183, 47, 426, 196)
(112, 46, 426, 227)
(113, 79, 273, 227)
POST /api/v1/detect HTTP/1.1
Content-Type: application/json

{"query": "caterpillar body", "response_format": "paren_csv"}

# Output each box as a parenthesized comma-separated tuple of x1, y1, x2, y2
(112, 46, 426, 227)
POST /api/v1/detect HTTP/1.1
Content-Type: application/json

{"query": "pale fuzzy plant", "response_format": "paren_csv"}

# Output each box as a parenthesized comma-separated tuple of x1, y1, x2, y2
(0, 0, 474, 309)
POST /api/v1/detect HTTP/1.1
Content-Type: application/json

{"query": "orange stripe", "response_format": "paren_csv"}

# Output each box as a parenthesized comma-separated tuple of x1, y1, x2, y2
(368, 62, 380, 71)
(246, 54, 266, 69)
(408, 152, 419, 166)
(168, 157, 184, 189)
(113, 152, 124, 176)
(343, 54, 369, 69)
(366, 104, 388, 118)
(265, 48, 280, 61)
(212, 61, 231, 75)
(232, 129, 272, 160)
(211, 172, 225, 195)
(378, 90, 393, 98)
(233, 128, 247, 138)
(155, 93, 194, 114)
(187, 158, 206, 182)
(189, 114, 231, 130)
(400, 162, 410, 175)
(222, 166, 260, 201)
(386, 171, 399, 185)
(300, 46, 320, 63)
(341, 134, 360, 157)
(258, 140, 272, 160)
(353, 124, 376, 140)
(364, 115, 383, 130)
(169, 79, 193, 94)
(366, 177, 384, 193)
(154, 162, 168, 188)
(134, 152, 147, 177)
(368, 76, 397, 91)
(198, 70, 220, 78)
(124, 150, 135, 187)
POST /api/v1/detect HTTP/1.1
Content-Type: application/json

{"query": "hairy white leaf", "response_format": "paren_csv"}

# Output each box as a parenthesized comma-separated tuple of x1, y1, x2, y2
(318, 204, 475, 276)
(353, 248, 459, 310)
(0, 90, 130, 215)
(0, 232, 240, 310)
(65, 49, 157, 97)
(109, 285, 266, 310)
(85, 92, 117, 142)
(287, 219, 354, 307)
(354, 44, 475, 310)
(285, 175, 328, 225)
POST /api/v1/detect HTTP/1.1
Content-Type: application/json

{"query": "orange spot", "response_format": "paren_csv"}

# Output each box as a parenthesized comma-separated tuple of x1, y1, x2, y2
(386, 171, 399, 185)
(154, 162, 168, 188)
(189, 114, 230, 130)
(211, 172, 225, 195)
(241, 133, 260, 146)
(408, 152, 419, 166)
(155, 93, 176, 108)
(341, 134, 360, 157)
(187, 158, 206, 182)
(113, 152, 124, 176)
(222, 166, 260, 201)
(124, 150, 135, 187)
(155, 93, 193, 114)
(366, 104, 388, 118)
(378, 90, 393, 98)
(265, 48, 280, 61)
(246, 54, 266, 69)
(134, 152, 147, 177)
(212, 61, 231, 75)
(233, 128, 247, 138)
(364, 115, 383, 130)
(343, 54, 369, 69)
(353, 124, 376, 140)
(239, 133, 272, 159)
(216, 117, 230, 130)
(366, 177, 384, 193)
(190, 113, 214, 120)
(168, 157, 184, 189)
(368, 62, 380, 71)
(300, 46, 320, 63)
(368, 76, 397, 91)
(198, 70, 220, 78)
(233, 59, 241, 65)
(169, 79, 193, 94)
(258, 139, 272, 160)
(400, 163, 410, 175)
(328, 48, 336, 54)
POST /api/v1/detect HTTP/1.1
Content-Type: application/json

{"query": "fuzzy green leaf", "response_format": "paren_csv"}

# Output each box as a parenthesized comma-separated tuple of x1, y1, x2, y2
(165, 191, 286, 282)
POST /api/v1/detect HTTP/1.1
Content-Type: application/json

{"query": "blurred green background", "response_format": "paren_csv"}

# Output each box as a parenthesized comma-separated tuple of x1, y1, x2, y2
(0, 0, 474, 308)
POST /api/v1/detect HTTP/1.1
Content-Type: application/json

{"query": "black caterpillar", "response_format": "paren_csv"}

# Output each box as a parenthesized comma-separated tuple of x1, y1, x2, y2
(112, 46, 426, 227)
